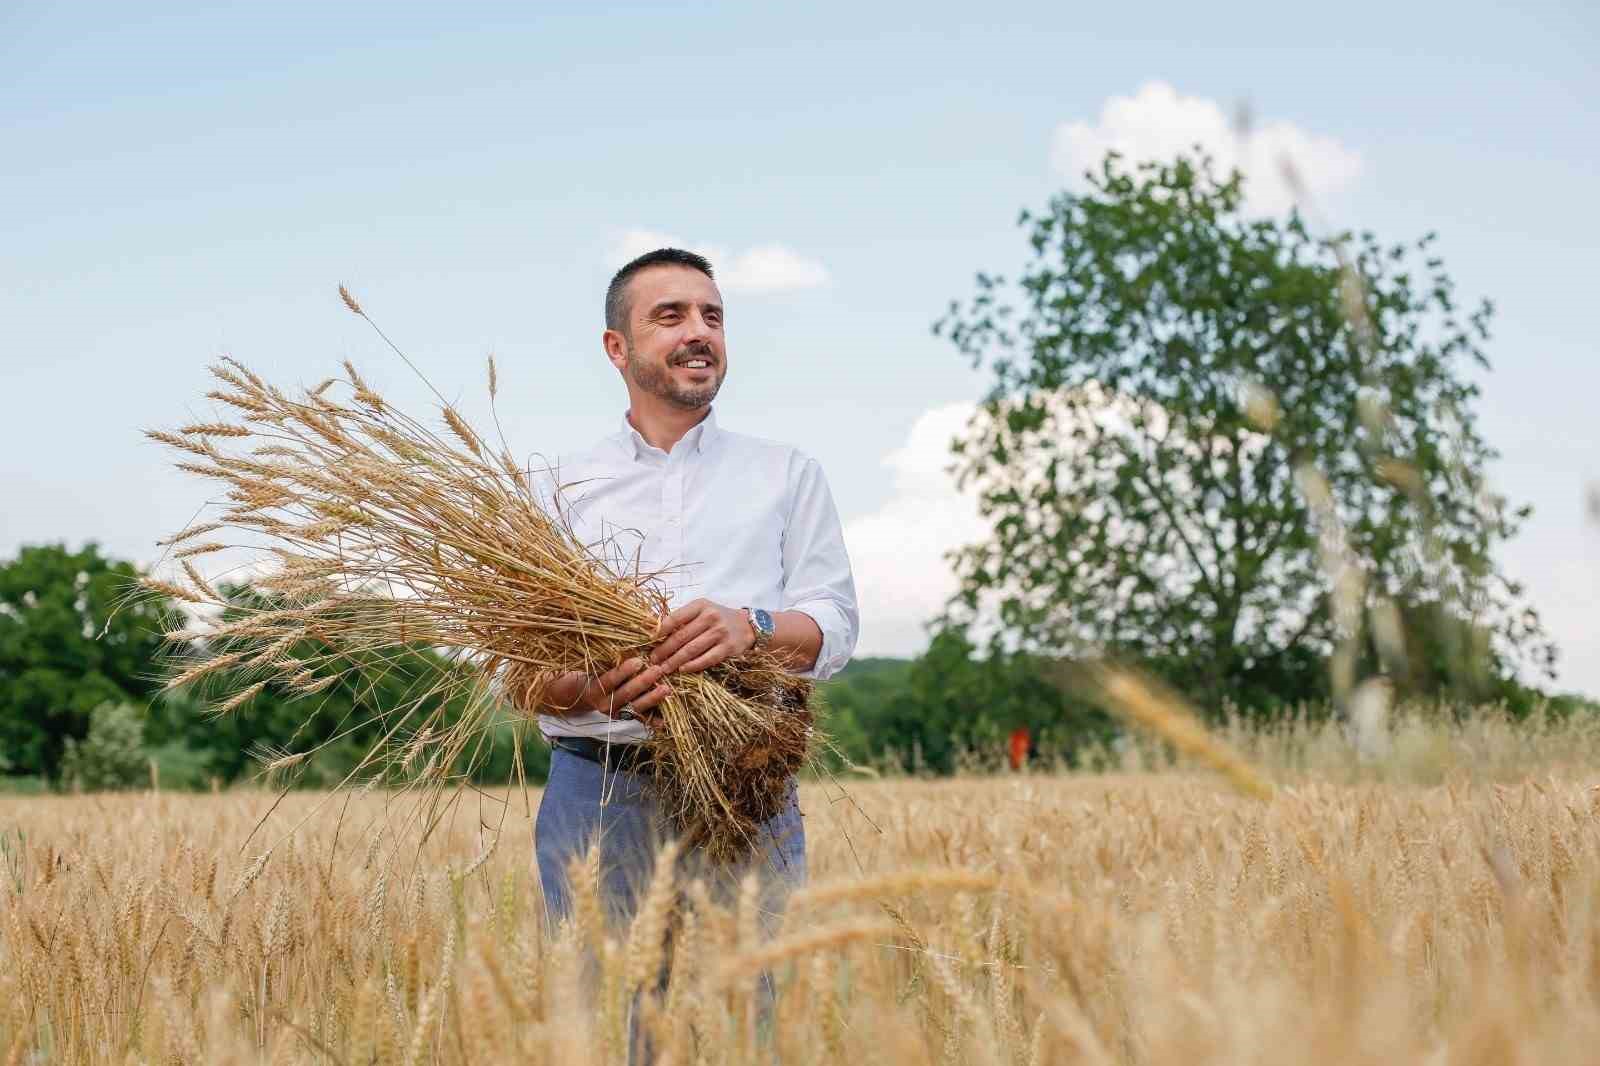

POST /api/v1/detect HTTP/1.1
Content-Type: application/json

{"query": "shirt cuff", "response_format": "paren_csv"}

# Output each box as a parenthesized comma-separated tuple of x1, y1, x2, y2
(786, 600, 854, 681)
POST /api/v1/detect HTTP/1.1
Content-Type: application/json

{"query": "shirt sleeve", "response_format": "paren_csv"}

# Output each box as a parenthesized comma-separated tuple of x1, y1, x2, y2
(779, 454, 860, 681)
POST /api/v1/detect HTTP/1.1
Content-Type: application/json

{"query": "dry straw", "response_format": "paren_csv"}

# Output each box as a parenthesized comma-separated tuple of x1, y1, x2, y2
(142, 286, 817, 859)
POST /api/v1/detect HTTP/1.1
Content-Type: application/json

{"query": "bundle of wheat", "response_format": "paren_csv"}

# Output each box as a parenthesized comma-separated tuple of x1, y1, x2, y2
(143, 296, 813, 859)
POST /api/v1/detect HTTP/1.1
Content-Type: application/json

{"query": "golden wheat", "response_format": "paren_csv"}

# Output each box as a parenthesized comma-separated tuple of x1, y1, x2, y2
(4, 709, 1600, 1064)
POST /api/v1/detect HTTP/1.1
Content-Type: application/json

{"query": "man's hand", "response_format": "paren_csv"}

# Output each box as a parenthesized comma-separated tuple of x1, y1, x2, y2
(650, 598, 756, 675)
(586, 657, 675, 720)
(540, 659, 673, 722)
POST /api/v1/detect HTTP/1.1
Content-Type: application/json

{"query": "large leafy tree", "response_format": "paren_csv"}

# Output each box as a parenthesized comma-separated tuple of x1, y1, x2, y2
(0, 543, 184, 777)
(937, 153, 1552, 711)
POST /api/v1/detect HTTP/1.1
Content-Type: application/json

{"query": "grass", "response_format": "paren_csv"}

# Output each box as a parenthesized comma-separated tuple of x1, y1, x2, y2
(3, 707, 1600, 1063)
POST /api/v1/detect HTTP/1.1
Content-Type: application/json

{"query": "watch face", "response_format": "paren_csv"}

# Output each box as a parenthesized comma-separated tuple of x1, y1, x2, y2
(753, 608, 775, 638)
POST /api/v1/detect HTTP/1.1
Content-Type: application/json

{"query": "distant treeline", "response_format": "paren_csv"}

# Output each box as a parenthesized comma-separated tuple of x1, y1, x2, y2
(1, 543, 1592, 792)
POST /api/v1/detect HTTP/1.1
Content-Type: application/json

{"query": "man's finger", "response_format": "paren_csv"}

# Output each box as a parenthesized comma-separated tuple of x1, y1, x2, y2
(660, 629, 722, 674)
(630, 682, 673, 713)
(676, 642, 736, 676)
(650, 612, 715, 666)
(597, 656, 647, 692)
(650, 616, 706, 664)
(655, 598, 707, 639)
(612, 664, 670, 710)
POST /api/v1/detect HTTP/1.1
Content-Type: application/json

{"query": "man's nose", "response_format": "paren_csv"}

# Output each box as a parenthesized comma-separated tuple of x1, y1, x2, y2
(681, 310, 713, 344)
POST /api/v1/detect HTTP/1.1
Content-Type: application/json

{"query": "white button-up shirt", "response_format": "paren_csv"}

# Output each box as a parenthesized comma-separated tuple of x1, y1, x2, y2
(530, 408, 859, 743)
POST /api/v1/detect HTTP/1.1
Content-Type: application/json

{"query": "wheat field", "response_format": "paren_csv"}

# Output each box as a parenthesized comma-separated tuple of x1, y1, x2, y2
(4, 709, 1600, 1065)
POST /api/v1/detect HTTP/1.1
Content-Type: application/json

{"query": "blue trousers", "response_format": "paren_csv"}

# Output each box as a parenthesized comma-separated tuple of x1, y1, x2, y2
(534, 746, 807, 1056)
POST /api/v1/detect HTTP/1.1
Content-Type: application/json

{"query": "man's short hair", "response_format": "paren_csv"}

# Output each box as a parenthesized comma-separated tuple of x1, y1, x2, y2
(605, 248, 715, 334)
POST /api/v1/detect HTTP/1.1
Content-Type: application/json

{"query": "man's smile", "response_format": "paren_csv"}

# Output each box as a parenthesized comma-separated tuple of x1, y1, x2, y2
(670, 352, 717, 373)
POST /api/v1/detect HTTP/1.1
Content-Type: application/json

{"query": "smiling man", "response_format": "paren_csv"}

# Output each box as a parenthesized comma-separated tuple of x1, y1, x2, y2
(514, 248, 858, 1045)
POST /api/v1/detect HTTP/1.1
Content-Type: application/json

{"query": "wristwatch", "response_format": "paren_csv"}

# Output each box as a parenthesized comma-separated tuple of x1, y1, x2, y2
(742, 607, 775, 651)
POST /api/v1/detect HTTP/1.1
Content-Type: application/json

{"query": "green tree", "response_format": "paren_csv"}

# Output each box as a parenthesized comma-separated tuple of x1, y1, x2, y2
(815, 656, 916, 764)
(0, 543, 184, 778)
(936, 153, 1552, 712)
(59, 701, 149, 790)
(829, 630, 1110, 774)
(149, 582, 550, 787)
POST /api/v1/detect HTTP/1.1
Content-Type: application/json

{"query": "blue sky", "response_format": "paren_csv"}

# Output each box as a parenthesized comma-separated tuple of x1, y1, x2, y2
(4, 2, 1597, 692)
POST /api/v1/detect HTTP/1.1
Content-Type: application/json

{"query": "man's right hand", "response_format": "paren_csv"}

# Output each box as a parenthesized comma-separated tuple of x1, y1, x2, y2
(546, 658, 674, 721)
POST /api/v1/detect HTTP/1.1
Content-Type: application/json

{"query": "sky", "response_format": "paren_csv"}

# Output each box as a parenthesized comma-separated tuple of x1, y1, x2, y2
(4, 1, 1597, 693)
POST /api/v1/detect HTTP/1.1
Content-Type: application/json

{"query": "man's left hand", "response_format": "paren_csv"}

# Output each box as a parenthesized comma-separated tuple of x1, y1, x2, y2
(650, 598, 756, 675)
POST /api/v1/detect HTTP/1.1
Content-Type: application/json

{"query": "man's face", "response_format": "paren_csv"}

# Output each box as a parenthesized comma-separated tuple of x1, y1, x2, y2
(612, 265, 727, 410)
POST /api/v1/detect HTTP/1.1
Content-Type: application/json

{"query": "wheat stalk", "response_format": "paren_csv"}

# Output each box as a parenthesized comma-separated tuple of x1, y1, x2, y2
(714, 919, 897, 987)
(1091, 667, 1274, 800)
(625, 840, 681, 994)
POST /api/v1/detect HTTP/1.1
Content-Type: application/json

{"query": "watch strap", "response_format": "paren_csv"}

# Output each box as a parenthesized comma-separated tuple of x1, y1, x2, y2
(742, 606, 773, 650)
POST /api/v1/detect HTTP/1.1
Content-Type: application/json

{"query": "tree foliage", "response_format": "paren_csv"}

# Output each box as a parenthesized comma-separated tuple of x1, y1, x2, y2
(0, 543, 183, 778)
(821, 630, 1111, 773)
(936, 153, 1552, 711)
(0, 544, 547, 788)
(60, 701, 149, 790)
(150, 583, 549, 788)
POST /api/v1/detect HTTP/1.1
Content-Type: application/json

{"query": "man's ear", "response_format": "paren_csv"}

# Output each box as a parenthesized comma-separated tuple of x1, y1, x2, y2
(602, 329, 629, 373)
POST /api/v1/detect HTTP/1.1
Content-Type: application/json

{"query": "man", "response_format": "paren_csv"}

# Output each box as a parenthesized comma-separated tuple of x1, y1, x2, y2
(516, 246, 859, 1022)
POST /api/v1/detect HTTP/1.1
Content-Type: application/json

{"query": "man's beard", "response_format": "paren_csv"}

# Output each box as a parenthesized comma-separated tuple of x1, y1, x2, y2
(627, 340, 725, 409)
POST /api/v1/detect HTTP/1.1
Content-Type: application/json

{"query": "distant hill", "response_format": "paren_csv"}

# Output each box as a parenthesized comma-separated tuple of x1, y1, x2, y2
(825, 656, 914, 685)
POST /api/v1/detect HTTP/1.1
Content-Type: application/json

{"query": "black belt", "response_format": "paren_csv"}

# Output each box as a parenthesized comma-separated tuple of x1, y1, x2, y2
(552, 736, 655, 773)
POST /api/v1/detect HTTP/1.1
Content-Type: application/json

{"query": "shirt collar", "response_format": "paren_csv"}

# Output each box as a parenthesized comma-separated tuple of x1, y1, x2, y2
(620, 407, 720, 459)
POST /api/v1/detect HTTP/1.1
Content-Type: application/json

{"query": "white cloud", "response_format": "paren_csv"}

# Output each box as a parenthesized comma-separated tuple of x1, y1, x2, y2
(610, 229, 829, 293)
(1050, 81, 1364, 215)
(722, 244, 829, 292)
(843, 403, 988, 657)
